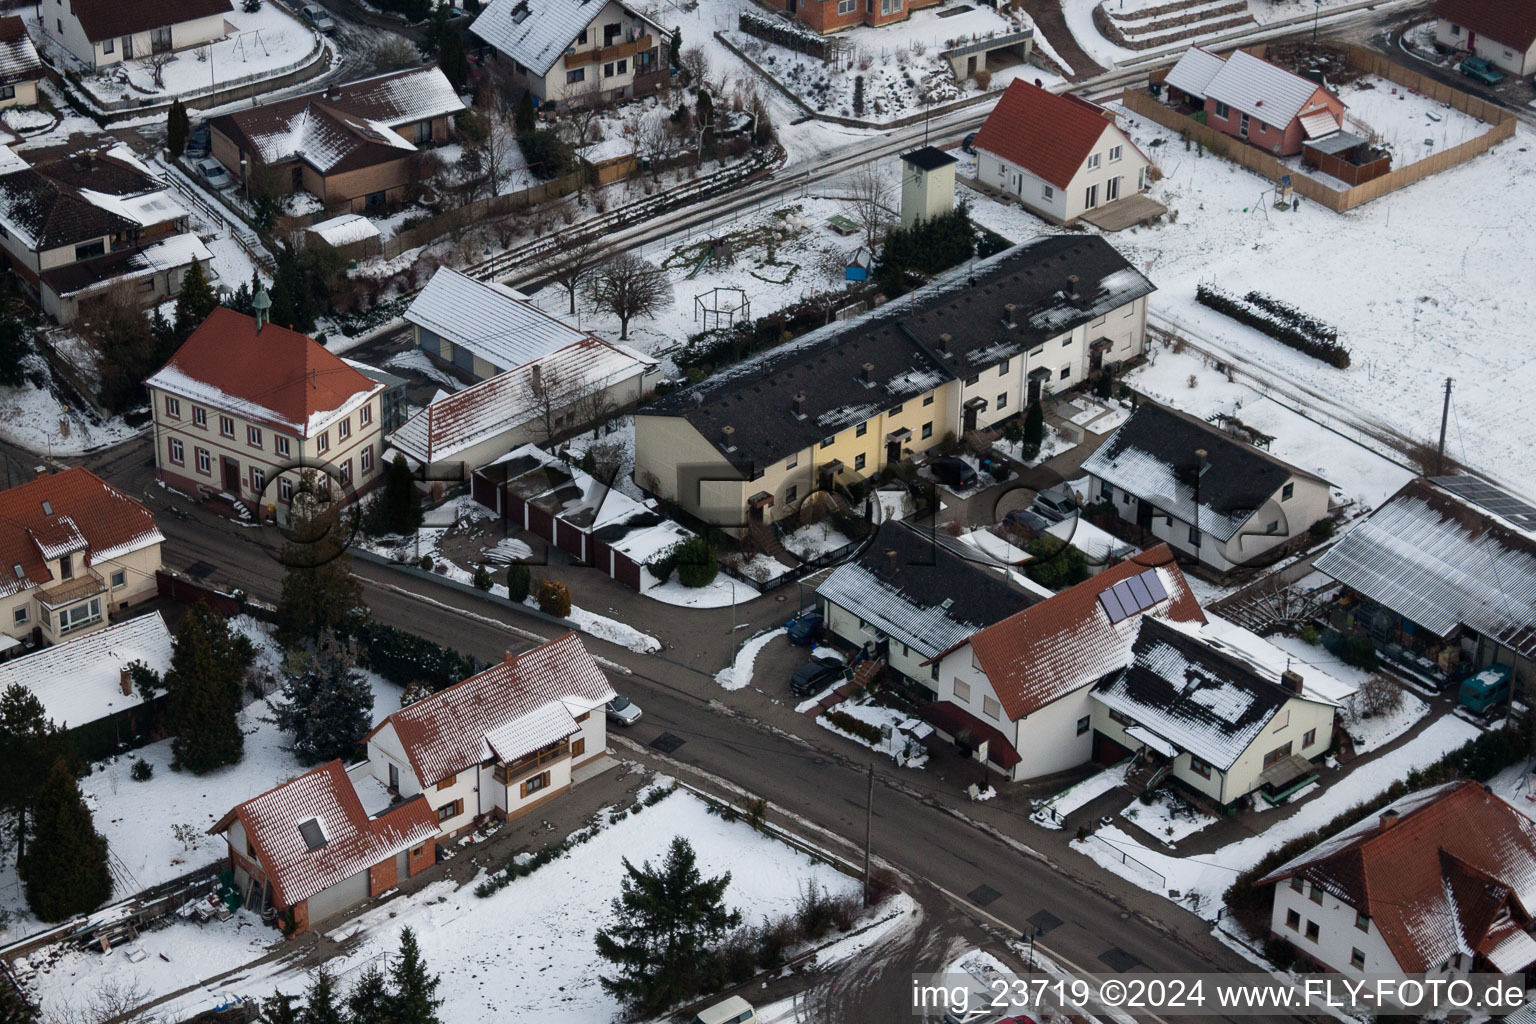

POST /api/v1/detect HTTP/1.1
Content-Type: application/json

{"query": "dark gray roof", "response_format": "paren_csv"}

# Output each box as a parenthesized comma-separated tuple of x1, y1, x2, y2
(901, 146, 957, 171)
(900, 235, 1156, 377)
(642, 236, 1154, 470)
(1092, 617, 1302, 770)
(816, 520, 1036, 657)
(1081, 401, 1325, 542)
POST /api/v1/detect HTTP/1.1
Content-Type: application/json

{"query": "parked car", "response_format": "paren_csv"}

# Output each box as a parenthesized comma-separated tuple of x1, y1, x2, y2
(962, 131, 978, 154)
(785, 610, 824, 646)
(1030, 485, 1078, 523)
(605, 696, 642, 726)
(185, 123, 211, 159)
(930, 456, 979, 490)
(693, 996, 755, 1024)
(300, 3, 337, 34)
(1458, 56, 1505, 85)
(1002, 507, 1050, 538)
(194, 157, 232, 190)
(790, 655, 844, 698)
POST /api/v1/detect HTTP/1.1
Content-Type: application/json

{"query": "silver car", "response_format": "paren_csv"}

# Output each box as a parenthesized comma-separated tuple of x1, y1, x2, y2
(194, 157, 232, 190)
(606, 695, 642, 726)
(300, 3, 337, 33)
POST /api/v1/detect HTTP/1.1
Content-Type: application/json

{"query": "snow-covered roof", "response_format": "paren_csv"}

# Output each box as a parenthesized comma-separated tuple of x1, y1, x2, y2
(0, 17, 42, 86)
(406, 267, 590, 373)
(818, 521, 1034, 659)
(0, 613, 172, 729)
(1092, 617, 1333, 771)
(1196, 614, 1357, 703)
(390, 338, 654, 465)
(471, 0, 665, 77)
(0, 467, 163, 599)
(46, 232, 213, 300)
(372, 632, 614, 786)
(1081, 401, 1324, 543)
(477, 444, 693, 563)
(1204, 48, 1336, 126)
(1258, 780, 1536, 974)
(212, 760, 439, 910)
(0, 145, 26, 176)
(77, 187, 185, 230)
(1045, 517, 1138, 565)
(1164, 46, 1226, 100)
(947, 547, 1205, 721)
(1300, 109, 1342, 139)
(307, 213, 381, 247)
(1315, 476, 1536, 657)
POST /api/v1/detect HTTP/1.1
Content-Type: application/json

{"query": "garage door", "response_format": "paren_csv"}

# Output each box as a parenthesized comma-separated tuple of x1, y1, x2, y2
(305, 870, 369, 925)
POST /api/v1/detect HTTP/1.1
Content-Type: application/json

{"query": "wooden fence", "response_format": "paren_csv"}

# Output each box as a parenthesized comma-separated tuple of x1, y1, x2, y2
(380, 170, 588, 260)
(1123, 44, 1516, 213)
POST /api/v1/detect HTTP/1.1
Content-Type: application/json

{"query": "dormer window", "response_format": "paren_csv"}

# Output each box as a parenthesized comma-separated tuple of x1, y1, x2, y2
(298, 818, 326, 851)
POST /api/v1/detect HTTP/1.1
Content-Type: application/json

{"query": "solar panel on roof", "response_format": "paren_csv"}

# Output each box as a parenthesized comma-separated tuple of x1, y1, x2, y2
(1124, 573, 1153, 609)
(1432, 475, 1536, 533)
(1140, 568, 1168, 603)
(1112, 580, 1139, 615)
(1099, 590, 1128, 624)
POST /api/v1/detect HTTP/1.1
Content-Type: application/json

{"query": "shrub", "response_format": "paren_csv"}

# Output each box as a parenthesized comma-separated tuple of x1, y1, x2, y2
(795, 880, 839, 940)
(506, 563, 531, 603)
(349, 621, 476, 691)
(1339, 634, 1379, 671)
(646, 550, 677, 584)
(1309, 518, 1336, 539)
(1195, 285, 1350, 368)
(867, 867, 899, 905)
(1300, 624, 1320, 646)
(130, 759, 153, 782)
(756, 917, 799, 970)
(672, 535, 719, 588)
(973, 69, 992, 90)
(472, 564, 493, 591)
(1264, 938, 1297, 971)
(822, 709, 883, 745)
(538, 580, 572, 618)
(419, 555, 434, 571)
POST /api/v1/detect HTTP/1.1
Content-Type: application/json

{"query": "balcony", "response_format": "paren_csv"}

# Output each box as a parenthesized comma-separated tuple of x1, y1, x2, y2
(564, 35, 653, 69)
(492, 739, 570, 785)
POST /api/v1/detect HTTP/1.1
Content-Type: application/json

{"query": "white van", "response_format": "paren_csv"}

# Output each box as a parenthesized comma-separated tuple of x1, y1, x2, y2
(693, 995, 756, 1024)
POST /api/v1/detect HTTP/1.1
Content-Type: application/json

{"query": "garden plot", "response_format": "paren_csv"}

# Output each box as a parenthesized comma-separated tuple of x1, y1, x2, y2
(1120, 790, 1219, 845)
(1332, 77, 1491, 168)
(133, 785, 873, 1024)
(1104, 102, 1535, 493)
(64, 3, 321, 106)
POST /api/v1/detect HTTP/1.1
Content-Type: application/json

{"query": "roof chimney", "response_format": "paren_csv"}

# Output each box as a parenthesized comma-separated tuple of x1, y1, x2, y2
(119, 667, 132, 697)
(530, 363, 543, 393)
(1281, 669, 1303, 695)
(721, 424, 736, 447)
(33, 465, 47, 479)
(791, 393, 806, 417)
(861, 362, 875, 384)
(939, 332, 953, 356)
(1003, 303, 1016, 327)
(252, 287, 271, 331)
(1067, 274, 1081, 301)
(1379, 808, 1399, 831)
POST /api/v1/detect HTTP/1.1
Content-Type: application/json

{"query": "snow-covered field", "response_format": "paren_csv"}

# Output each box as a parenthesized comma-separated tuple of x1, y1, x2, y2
(1070, 714, 1480, 914)
(1103, 100, 1532, 494)
(69, 784, 871, 1024)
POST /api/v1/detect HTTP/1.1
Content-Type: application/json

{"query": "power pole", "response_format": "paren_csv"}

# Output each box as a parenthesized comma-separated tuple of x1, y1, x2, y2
(862, 761, 874, 906)
(1437, 377, 1453, 475)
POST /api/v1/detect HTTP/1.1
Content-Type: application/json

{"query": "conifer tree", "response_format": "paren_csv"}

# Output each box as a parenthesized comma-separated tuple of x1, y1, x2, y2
(300, 968, 344, 1024)
(19, 759, 111, 921)
(166, 605, 253, 773)
(375, 454, 422, 536)
(0, 980, 40, 1024)
(1024, 398, 1045, 445)
(173, 259, 218, 341)
(166, 98, 189, 158)
(345, 964, 390, 1024)
(0, 288, 32, 387)
(514, 90, 535, 136)
(275, 633, 374, 765)
(277, 487, 367, 647)
(388, 927, 443, 1024)
(594, 837, 740, 1013)
(0, 683, 66, 861)
(505, 562, 531, 603)
(260, 993, 300, 1024)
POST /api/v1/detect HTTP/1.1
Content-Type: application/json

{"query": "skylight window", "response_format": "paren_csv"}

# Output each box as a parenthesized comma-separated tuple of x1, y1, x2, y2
(11, 563, 22, 579)
(40, 500, 51, 516)
(298, 818, 326, 851)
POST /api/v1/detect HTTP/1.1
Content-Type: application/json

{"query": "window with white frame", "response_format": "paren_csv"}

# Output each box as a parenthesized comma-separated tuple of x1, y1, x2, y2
(338, 417, 351, 440)
(13, 606, 26, 625)
(58, 598, 102, 634)
(1109, 145, 1122, 162)
(1042, 184, 1054, 200)
(193, 406, 207, 427)
(317, 431, 330, 453)
(220, 415, 235, 438)
(247, 426, 262, 448)
(359, 404, 372, 427)
(837, 0, 855, 12)
(196, 448, 211, 475)
(275, 435, 291, 458)
(340, 460, 352, 485)
(164, 396, 180, 418)
(169, 438, 184, 464)
(111, 569, 125, 588)
(1087, 153, 1101, 169)
(279, 477, 294, 502)
(361, 445, 373, 474)
(251, 467, 266, 493)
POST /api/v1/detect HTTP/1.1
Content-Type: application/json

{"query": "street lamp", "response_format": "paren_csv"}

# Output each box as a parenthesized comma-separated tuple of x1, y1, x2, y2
(726, 578, 737, 637)
(1193, 448, 1207, 561)
(240, 156, 249, 202)
(1312, 0, 1322, 46)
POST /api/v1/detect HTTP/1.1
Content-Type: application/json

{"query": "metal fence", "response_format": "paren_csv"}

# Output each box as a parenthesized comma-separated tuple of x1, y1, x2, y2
(1085, 832, 1167, 889)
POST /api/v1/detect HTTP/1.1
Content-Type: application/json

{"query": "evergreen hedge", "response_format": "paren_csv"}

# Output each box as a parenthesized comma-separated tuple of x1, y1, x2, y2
(349, 622, 476, 692)
(1196, 285, 1350, 368)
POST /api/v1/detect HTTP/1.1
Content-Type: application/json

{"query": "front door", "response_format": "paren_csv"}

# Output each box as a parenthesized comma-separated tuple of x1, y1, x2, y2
(963, 404, 978, 434)
(886, 438, 902, 464)
(1467, 30, 1476, 50)
(1136, 498, 1153, 530)
(1084, 183, 1099, 210)
(1027, 375, 1043, 406)
(1240, 113, 1250, 139)
(122, 35, 133, 58)
(221, 457, 240, 494)
(151, 26, 172, 54)
(388, 763, 400, 791)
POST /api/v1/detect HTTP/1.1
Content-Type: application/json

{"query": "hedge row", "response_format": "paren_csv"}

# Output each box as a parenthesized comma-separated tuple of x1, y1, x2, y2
(1195, 284, 1350, 368)
(349, 621, 478, 692)
(822, 709, 884, 745)
(1243, 291, 1338, 344)
(1223, 718, 1529, 936)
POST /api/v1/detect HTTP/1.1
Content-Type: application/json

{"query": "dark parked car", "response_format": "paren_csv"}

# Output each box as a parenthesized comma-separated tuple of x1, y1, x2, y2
(1002, 508, 1050, 538)
(186, 123, 211, 159)
(1458, 56, 1505, 85)
(790, 656, 845, 698)
(1031, 485, 1078, 522)
(785, 611, 824, 645)
(962, 131, 978, 154)
(930, 456, 978, 490)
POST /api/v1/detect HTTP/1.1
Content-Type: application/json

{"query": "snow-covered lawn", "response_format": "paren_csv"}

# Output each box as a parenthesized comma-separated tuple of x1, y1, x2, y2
(118, 785, 869, 1023)
(780, 520, 854, 562)
(0, 356, 140, 455)
(1332, 76, 1490, 168)
(1069, 714, 1480, 913)
(817, 697, 931, 768)
(1120, 789, 1219, 845)
(716, 628, 787, 690)
(1261, 633, 1431, 753)
(1107, 101, 1531, 490)
(60, 3, 321, 105)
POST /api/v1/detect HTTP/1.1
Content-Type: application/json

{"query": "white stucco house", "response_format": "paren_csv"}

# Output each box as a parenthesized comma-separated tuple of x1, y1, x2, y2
(43, 0, 233, 70)
(1258, 780, 1536, 978)
(1081, 401, 1332, 573)
(1433, 0, 1536, 76)
(971, 79, 1154, 225)
(365, 632, 614, 838)
(471, 0, 670, 109)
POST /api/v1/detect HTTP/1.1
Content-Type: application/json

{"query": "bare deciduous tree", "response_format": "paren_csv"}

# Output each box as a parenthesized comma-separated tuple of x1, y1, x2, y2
(636, 113, 680, 178)
(144, 53, 174, 88)
(586, 253, 672, 341)
(519, 364, 583, 446)
(678, 46, 708, 86)
(538, 234, 612, 315)
(475, 109, 523, 199)
(841, 163, 897, 252)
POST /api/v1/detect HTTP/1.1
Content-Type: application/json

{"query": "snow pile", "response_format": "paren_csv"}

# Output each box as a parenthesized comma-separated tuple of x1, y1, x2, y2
(562, 601, 661, 654)
(715, 628, 786, 690)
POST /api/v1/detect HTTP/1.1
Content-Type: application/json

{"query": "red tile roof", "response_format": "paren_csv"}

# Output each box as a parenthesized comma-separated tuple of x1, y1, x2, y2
(1434, 0, 1536, 51)
(147, 307, 378, 437)
(372, 632, 614, 787)
(0, 467, 162, 598)
(972, 80, 1125, 190)
(210, 760, 438, 910)
(1260, 781, 1536, 973)
(946, 545, 1204, 721)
